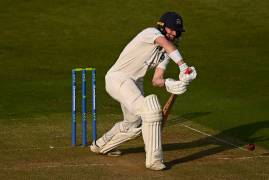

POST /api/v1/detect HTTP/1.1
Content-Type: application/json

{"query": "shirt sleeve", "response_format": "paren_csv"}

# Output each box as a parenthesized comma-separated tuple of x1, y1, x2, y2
(140, 28, 164, 44)
(156, 53, 170, 70)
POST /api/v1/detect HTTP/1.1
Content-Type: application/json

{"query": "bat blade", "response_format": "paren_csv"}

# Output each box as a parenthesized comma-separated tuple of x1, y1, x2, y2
(162, 94, 177, 127)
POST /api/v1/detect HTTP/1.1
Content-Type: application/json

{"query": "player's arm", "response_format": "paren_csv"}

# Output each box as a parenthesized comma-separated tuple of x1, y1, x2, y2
(151, 52, 188, 95)
(152, 67, 165, 87)
(154, 36, 185, 67)
(152, 66, 187, 95)
(155, 36, 197, 83)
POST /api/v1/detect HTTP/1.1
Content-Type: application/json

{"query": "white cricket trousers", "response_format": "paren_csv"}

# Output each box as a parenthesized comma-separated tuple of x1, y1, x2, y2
(103, 72, 145, 141)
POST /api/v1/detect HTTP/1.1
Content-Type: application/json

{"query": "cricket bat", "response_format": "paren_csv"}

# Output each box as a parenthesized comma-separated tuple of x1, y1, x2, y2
(162, 67, 193, 127)
(162, 94, 177, 126)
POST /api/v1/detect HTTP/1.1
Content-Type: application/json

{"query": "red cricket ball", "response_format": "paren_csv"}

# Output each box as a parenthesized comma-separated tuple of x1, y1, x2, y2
(246, 143, 255, 151)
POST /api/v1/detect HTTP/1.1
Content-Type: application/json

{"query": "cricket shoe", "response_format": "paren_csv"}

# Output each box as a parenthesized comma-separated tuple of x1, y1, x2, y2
(89, 142, 101, 154)
(90, 141, 122, 156)
(146, 161, 166, 171)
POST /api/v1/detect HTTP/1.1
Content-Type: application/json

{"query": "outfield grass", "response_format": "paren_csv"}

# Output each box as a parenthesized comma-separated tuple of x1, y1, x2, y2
(0, 0, 268, 178)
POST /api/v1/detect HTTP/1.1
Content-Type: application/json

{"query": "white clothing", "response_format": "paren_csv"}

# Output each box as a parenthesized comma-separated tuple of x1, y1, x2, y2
(105, 27, 171, 113)
(107, 27, 170, 81)
(93, 27, 173, 170)
(105, 72, 145, 114)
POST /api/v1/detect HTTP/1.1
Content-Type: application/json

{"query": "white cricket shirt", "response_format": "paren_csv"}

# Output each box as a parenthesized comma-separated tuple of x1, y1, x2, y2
(107, 27, 170, 81)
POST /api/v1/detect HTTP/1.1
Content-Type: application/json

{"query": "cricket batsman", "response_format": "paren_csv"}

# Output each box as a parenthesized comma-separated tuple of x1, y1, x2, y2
(90, 12, 197, 170)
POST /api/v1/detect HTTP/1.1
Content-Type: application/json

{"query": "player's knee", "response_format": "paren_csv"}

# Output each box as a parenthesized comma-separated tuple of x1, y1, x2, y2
(141, 94, 162, 123)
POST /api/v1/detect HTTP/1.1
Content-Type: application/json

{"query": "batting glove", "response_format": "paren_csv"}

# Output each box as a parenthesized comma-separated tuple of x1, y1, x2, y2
(165, 78, 188, 95)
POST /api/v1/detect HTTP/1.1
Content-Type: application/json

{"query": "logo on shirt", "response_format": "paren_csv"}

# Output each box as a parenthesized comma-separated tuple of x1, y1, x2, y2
(144, 51, 166, 69)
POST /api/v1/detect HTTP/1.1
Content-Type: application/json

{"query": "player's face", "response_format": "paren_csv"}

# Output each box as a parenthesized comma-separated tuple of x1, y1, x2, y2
(165, 27, 177, 41)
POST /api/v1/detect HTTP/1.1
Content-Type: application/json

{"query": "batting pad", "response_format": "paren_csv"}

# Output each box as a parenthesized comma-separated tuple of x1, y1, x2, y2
(100, 127, 142, 154)
(142, 121, 163, 167)
(141, 95, 163, 167)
